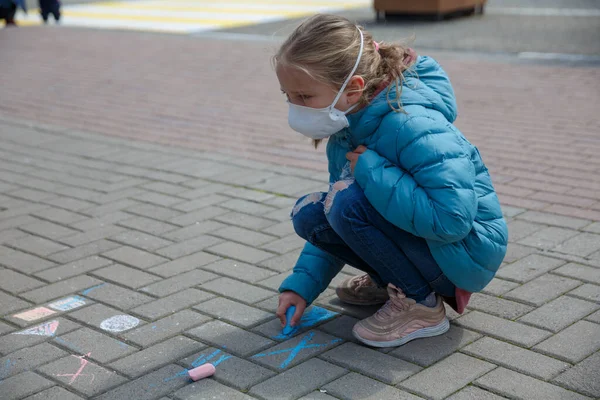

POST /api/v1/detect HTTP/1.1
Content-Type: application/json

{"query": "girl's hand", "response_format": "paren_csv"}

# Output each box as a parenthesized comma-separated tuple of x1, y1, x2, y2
(346, 145, 368, 173)
(277, 291, 307, 328)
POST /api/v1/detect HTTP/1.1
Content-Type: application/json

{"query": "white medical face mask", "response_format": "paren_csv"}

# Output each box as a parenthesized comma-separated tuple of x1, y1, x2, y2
(287, 29, 365, 140)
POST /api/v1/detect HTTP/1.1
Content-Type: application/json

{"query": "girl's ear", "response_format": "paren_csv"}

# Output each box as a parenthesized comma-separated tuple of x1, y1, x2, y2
(346, 75, 365, 104)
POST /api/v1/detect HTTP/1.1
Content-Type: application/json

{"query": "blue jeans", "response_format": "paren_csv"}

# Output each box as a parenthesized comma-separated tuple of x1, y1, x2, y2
(292, 181, 455, 302)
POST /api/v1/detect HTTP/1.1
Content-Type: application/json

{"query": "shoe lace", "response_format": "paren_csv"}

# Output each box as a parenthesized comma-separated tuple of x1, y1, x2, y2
(352, 275, 374, 292)
(376, 294, 410, 319)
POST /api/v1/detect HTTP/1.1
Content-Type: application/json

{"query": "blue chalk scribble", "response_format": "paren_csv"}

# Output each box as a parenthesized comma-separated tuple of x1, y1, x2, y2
(0, 359, 13, 382)
(81, 283, 106, 296)
(253, 332, 342, 369)
(274, 306, 338, 340)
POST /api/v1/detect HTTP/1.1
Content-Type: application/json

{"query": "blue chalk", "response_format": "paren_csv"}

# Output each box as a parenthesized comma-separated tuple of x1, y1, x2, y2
(282, 305, 296, 335)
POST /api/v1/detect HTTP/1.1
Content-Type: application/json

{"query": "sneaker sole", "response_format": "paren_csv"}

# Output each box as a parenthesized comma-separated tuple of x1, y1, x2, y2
(352, 318, 450, 348)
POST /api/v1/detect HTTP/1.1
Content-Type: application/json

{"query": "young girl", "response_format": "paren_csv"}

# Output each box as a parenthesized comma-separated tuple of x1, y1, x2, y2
(275, 14, 507, 348)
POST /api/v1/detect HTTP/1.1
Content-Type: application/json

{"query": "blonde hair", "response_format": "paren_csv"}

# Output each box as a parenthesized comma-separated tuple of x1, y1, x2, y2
(275, 14, 414, 147)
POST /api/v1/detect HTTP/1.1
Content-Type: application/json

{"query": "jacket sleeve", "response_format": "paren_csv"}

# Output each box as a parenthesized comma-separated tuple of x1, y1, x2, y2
(354, 116, 477, 243)
(279, 242, 345, 305)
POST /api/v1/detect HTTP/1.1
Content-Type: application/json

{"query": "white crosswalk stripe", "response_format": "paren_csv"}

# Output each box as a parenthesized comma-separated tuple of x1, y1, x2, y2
(15, 0, 371, 34)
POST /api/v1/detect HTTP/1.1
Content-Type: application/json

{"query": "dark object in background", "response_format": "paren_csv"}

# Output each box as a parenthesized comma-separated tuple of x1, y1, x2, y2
(39, 0, 60, 23)
(374, 0, 486, 21)
(0, 0, 23, 26)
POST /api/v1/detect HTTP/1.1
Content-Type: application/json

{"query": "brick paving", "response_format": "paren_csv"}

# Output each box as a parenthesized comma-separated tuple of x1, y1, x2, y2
(0, 24, 599, 400)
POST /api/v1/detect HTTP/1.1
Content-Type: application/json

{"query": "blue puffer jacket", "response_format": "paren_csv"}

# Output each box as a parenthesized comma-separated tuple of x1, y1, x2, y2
(279, 56, 508, 305)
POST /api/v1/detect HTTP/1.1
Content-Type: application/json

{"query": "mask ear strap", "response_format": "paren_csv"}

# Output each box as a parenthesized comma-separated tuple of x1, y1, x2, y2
(330, 28, 364, 110)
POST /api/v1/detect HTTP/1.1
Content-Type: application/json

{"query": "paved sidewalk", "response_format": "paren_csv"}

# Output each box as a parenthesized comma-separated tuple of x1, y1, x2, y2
(0, 116, 599, 400)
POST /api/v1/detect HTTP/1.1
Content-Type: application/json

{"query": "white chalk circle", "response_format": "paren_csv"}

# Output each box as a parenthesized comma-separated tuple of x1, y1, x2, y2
(100, 315, 140, 333)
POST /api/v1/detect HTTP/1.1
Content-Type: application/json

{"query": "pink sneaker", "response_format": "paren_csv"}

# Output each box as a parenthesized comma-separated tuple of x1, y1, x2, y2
(352, 284, 449, 347)
(336, 274, 389, 306)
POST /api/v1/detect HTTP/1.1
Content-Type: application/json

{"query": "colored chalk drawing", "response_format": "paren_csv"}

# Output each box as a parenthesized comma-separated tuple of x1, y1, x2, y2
(13, 307, 56, 321)
(56, 353, 94, 385)
(12, 320, 59, 336)
(100, 315, 140, 332)
(274, 306, 338, 340)
(48, 296, 87, 312)
(253, 332, 342, 369)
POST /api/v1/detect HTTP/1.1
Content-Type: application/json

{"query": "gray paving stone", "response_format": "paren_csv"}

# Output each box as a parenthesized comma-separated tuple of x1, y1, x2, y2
(399, 353, 495, 400)
(23, 386, 85, 400)
(200, 259, 276, 283)
(148, 251, 221, 277)
(0, 245, 57, 274)
(249, 358, 347, 400)
(123, 309, 210, 347)
(583, 222, 600, 234)
(102, 246, 168, 269)
(21, 219, 79, 240)
(0, 343, 66, 378)
(141, 269, 218, 297)
(0, 321, 14, 335)
(117, 216, 178, 236)
(20, 275, 104, 303)
(187, 320, 274, 357)
(126, 203, 183, 221)
(454, 311, 552, 347)
(173, 379, 254, 400)
(553, 263, 600, 284)
(193, 297, 272, 328)
(38, 355, 127, 396)
(261, 220, 296, 238)
(68, 303, 142, 332)
(256, 272, 289, 291)
(322, 342, 420, 384)
(221, 187, 275, 202)
(318, 315, 360, 344)
(82, 199, 140, 217)
(212, 225, 278, 247)
(172, 194, 230, 212)
(5, 233, 69, 257)
(446, 386, 508, 400)
(92, 264, 161, 289)
(254, 295, 279, 313)
(0, 317, 80, 354)
(0, 268, 45, 294)
(69, 212, 131, 231)
(32, 207, 88, 225)
(156, 235, 224, 259)
(0, 371, 55, 400)
(48, 239, 120, 263)
(180, 346, 276, 391)
(553, 233, 600, 257)
(297, 391, 339, 400)
(503, 243, 537, 263)
(132, 191, 184, 207)
(55, 327, 137, 362)
(61, 225, 128, 247)
(462, 336, 570, 380)
(504, 274, 582, 306)
(206, 241, 275, 264)
(261, 234, 305, 255)
(259, 250, 302, 273)
(95, 364, 189, 400)
(481, 278, 520, 296)
(516, 211, 590, 230)
(34, 256, 113, 282)
(507, 220, 546, 241)
(569, 284, 600, 303)
(552, 352, 600, 398)
(324, 372, 423, 400)
(316, 295, 382, 320)
(168, 206, 229, 227)
(215, 211, 278, 230)
(0, 291, 31, 316)
(220, 198, 277, 215)
(110, 336, 204, 378)
(467, 293, 534, 320)
(496, 254, 565, 283)
(518, 296, 599, 332)
(585, 310, 600, 323)
(110, 230, 173, 251)
(163, 220, 227, 242)
(132, 289, 213, 320)
(533, 321, 600, 363)
(82, 282, 153, 310)
(476, 367, 589, 400)
(390, 325, 482, 367)
(519, 227, 580, 250)
(201, 277, 274, 304)
(0, 228, 28, 244)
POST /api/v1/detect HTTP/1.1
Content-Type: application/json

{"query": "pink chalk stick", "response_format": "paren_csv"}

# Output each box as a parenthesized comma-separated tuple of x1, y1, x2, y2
(188, 363, 216, 381)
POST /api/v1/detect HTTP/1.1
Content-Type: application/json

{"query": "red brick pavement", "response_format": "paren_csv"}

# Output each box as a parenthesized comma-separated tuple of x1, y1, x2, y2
(2, 27, 600, 220)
